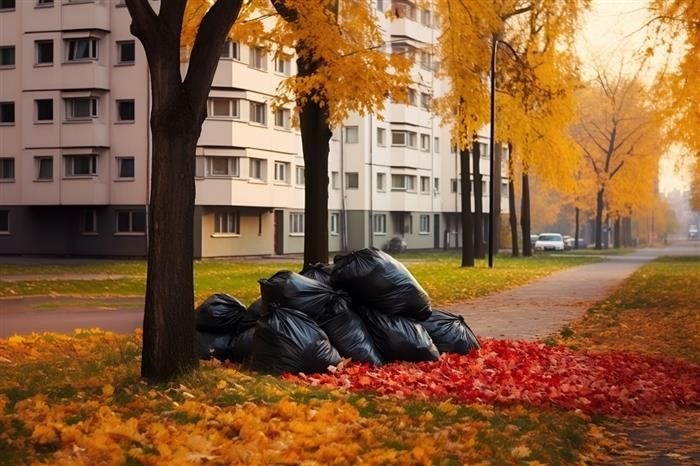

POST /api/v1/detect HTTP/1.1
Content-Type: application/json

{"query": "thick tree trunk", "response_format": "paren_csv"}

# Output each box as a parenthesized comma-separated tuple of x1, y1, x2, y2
(613, 216, 621, 248)
(595, 188, 604, 249)
(508, 179, 518, 257)
(460, 147, 474, 267)
(299, 99, 332, 265)
(142, 110, 199, 380)
(521, 172, 532, 257)
(574, 207, 580, 249)
(472, 140, 484, 259)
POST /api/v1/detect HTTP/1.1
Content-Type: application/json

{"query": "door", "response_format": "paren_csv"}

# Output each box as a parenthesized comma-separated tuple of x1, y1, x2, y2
(434, 214, 440, 249)
(273, 210, 284, 255)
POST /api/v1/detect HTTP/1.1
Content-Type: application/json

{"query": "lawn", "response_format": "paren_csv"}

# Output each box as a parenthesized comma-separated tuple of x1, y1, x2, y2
(1, 253, 697, 464)
(0, 251, 600, 306)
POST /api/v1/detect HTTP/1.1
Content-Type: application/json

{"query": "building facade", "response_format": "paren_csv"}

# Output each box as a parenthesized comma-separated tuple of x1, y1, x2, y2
(0, 0, 509, 258)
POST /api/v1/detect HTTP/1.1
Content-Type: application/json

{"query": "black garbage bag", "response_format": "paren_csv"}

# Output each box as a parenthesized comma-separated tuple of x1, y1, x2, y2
(299, 263, 334, 286)
(250, 306, 341, 375)
(420, 309, 480, 355)
(195, 293, 248, 333)
(331, 248, 432, 321)
(195, 327, 256, 364)
(317, 296, 384, 365)
(259, 270, 337, 321)
(357, 306, 439, 363)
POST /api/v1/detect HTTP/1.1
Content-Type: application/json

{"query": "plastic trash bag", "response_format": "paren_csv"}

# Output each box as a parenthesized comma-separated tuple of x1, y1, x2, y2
(259, 271, 337, 321)
(195, 293, 248, 333)
(250, 306, 341, 375)
(195, 327, 256, 364)
(358, 306, 439, 363)
(331, 248, 432, 321)
(420, 309, 480, 354)
(318, 297, 384, 365)
(299, 263, 334, 286)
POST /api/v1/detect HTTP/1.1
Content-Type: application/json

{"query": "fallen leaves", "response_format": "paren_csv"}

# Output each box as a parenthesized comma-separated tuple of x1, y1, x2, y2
(285, 339, 700, 415)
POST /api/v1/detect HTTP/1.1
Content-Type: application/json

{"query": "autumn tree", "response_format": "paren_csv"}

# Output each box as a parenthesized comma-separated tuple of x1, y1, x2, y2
(124, 0, 244, 381)
(571, 72, 662, 250)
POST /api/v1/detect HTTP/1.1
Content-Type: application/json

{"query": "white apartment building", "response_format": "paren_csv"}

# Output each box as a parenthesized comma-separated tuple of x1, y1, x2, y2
(0, 0, 509, 258)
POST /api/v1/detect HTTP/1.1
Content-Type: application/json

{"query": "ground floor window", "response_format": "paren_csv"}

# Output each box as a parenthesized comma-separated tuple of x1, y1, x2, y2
(373, 214, 386, 234)
(419, 214, 430, 234)
(116, 210, 145, 234)
(80, 209, 98, 235)
(0, 210, 9, 233)
(214, 210, 240, 234)
(290, 212, 304, 235)
(330, 212, 339, 235)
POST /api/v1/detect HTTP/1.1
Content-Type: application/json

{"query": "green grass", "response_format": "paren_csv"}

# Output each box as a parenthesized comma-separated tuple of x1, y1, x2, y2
(0, 251, 601, 306)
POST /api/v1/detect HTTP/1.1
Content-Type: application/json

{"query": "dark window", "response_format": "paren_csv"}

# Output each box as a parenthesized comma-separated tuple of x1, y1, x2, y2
(36, 157, 53, 180)
(117, 157, 134, 178)
(36, 99, 53, 121)
(0, 46, 15, 66)
(80, 210, 97, 234)
(0, 0, 16, 10)
(117, 100, 134, 121)
(117, 41, 134, 63)
(116, 210, 145, 233)
(36, 40, 53, 64)
(0, 158, 15, 179)
(0, 210, 8, 233)
(0, 102, 14, 123)
(66, 37, 98, 61)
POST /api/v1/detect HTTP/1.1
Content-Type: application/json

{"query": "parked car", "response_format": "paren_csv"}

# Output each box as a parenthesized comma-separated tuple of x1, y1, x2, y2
(563, 235, 573, 250)
(384, 237, 407, 253)
(534, 233, 565, 251)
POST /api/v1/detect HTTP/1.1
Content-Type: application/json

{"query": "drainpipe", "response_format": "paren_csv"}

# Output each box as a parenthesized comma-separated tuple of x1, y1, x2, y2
(368, 116, 373, 248)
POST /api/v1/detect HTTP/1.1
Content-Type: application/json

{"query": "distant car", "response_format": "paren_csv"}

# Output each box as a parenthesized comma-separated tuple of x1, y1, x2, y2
(384, 237, 407, 253)
(690, 225, 698, 239)
(534, 233, 565, 251)
(530, 235, 539, 247)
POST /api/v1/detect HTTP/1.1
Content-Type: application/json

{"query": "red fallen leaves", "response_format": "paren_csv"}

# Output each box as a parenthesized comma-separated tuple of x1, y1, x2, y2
(284, 339, 700, 415)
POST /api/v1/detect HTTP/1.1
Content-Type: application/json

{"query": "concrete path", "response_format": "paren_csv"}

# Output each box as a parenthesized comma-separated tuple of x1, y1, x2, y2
(1, 243, 698, 339)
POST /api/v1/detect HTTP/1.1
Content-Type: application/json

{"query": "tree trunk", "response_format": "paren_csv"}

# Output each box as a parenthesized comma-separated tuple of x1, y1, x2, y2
(595, 188, 604, 249)
(472, 140, 484, 259)
(299, 99, 332, 265)
(521, 171, 532, 257)
(574, 207, 580, 249)
(460, 147, 474, 267)
(613, 215, 621, 248)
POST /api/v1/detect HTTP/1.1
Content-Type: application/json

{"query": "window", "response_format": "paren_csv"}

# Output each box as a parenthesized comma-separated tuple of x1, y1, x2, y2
(419, 214, 430, 234)
(434, 137, 440, 153)
(395, 214, 413, 235)
(420, 134, 430, 151)
(290, 212, 304, 235)
(406, 88, 417, 106)
(35, 99, 53, 122)
(208, 98, 239, 118)
(37, 0, 54, 5)
(116, 210, 145, 234)
(35, 40, 53, 65)
(420, 92, 431, 110)
(502, 181, 509, 198)
(391, 174, 416, 191)
(420, 176, 430, 193)
(0, 210, 9, 234)
(377, 127, 386, 146)
(80, 209, 97, 234)
(35, 156, 53, 180)
(274, 55, 291, 75)
(433, 177, 439, 193)
(419, 50, 431, 70)
(451, 178, 458, 193)
(330, 212, 339, 235)
(274, 108, 290, 129)
(64, 155, 97, 176)
(376, 0, 383, 11)
(391, 130, 417, 148)
(0, 46, 15, 68)
(482, 180, 488, 196)
(249, 158, 265, 180)
(65, 97, 98, 120)
(502, 146, 509, 161)
(345, 172, 359, 189)
(420, 9, 432, 27)
(117, 157, 134, 178)
(66, 37, 98, 61)
(331, 171, 339, 189)
(249, 101, 266, 125)
(373, 214, 386, 234)
(117, 99, 135, 121)
(207, 157, 239, 177)
(117, 40, 134, 64)
(344, 126, 358, 143)
(0, 102, 14, 123)
(274, 161, 289, 183)
(214, 210, 240, 234)
(0, 158, 14, 180)
(295, 166, 305, 185)
(249, 46, 267, 70)
(376, 172, 385, 191)
(480, 142, 489, 158)
(0, 0, 15, 10)
(220, 41, 239, 60)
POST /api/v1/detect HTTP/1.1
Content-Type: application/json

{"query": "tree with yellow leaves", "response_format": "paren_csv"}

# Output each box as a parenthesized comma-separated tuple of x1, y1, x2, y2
(572, 71, 662, 250)
(124, 0, 245, 381)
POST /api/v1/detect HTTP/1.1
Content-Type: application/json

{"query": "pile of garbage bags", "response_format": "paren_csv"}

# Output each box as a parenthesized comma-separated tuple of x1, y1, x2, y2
(195, 247, 480, 375)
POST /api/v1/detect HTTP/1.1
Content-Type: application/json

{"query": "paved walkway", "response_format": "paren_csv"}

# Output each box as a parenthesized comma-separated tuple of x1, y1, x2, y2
(1, 243, 698, 339)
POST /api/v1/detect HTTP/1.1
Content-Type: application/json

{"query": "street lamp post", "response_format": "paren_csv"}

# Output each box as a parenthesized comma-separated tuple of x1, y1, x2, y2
(488, 34, 498, 268)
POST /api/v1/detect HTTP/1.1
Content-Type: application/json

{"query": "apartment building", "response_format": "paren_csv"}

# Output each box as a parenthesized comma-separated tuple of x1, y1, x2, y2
(0, 0, 509, 258)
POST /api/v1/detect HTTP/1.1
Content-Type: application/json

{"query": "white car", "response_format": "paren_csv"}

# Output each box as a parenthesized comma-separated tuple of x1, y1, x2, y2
(534, 233, 565, 251)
